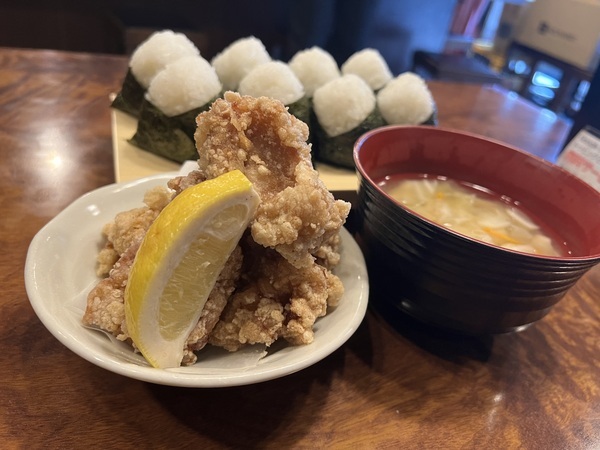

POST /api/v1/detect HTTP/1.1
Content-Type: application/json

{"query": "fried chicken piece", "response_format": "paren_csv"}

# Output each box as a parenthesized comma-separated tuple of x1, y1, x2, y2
(167, 169, 205, 195)
(84, 244, 243, 366)
(85, 93, 350, 364)
(85, 182, 243, 365)
(183, 246, 243, 362)
(96, 186, 172, 276)
(194, 91, 351, 269)
(208, 238, 344, 351)
(185, 93, 349, 352)
(312, 230, 342, 269)
(84, 240, 141, 339)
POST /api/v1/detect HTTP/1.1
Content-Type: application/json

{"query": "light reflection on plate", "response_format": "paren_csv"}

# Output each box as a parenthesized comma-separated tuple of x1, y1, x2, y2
(24, 174, 369, 387)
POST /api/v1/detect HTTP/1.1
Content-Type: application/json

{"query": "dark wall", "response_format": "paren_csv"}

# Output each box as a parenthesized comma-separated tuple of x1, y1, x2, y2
(283, 0, 458, 74)
(369, 0, 458, 74)
(0, 0, 458, 74)
(0, 0, 125, 54)
(565, 64, 600, 145)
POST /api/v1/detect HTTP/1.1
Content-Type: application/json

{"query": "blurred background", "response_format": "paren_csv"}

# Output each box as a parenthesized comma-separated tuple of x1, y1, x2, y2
(0, 0, 598, 130)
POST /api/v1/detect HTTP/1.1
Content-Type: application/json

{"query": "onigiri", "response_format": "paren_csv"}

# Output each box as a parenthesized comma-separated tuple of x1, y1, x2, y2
(131, 55, 222, 163)
(130, 30, 200, 89)
(146, 55, 222, 117)
(313, 74, 376, 137)
(239, 61, 304, 105)
(341, 48, 392, 91)
(377, 72, 435, 125)
(288, 47, 340, 97)
(312, 74, 385, 169)
(211, 36, 271, 91)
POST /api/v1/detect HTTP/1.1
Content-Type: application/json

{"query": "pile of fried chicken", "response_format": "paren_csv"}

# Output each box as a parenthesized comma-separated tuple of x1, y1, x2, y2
(83, 92, 351, 365)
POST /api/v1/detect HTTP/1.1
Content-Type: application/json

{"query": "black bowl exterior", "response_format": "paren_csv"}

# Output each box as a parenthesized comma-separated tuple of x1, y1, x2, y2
(352, 125, 600, 334)
(355, 168, 600, 335)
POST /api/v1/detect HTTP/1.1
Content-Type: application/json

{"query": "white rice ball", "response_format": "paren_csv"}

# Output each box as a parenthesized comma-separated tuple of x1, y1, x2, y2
(341, 48, 392, 91)
(238, 61, 304, 105)
(288, 47, 340, 97)
(130, 30, 200, 89)
(211, 36, 272, 91)
(377, 72, 434, 125)
(146, 56, 222, 117)
(313, 74, 375, 137)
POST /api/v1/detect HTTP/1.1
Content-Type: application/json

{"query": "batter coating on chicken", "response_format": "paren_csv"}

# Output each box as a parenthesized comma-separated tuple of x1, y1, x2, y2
(192, 91, 350, 269)
(84, 186, 171, 339)
(207, 235, 344, 351)
(183, 92, 350, 350)
(84, 92, 350, 365)
(83, 186, 244, 365)
(95, 186, 172, 277)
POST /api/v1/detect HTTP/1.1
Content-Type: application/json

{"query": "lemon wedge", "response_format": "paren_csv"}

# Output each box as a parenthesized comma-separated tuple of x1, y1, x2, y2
(124, 170, 260, 369)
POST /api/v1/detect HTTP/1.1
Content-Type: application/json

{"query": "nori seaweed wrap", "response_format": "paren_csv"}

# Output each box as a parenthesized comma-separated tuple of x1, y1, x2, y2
(130, 100, 211, 163)
(286, 96, 312, 133)
(313, 107, 385, 169)
(111, 69, 145, 118)
(129, 55, 222, 163)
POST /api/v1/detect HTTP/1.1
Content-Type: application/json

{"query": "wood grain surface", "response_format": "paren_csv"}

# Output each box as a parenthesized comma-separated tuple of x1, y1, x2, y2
(1, 47, 598, 450)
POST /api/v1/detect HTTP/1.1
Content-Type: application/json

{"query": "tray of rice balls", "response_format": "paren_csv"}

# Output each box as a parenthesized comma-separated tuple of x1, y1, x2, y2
(111, 30, 437, 191)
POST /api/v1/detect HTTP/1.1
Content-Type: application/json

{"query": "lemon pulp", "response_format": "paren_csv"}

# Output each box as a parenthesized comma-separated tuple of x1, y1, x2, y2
(124, 170, 260, 368)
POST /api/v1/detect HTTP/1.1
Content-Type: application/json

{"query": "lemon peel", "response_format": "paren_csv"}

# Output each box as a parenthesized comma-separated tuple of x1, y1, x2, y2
(125, 170, 259, 368)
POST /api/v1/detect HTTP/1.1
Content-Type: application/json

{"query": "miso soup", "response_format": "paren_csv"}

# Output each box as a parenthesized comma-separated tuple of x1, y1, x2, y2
(379, 174, 569, 257)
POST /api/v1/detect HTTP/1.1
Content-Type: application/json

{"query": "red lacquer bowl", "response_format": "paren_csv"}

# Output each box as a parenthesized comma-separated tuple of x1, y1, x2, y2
(353, 125, 600, 334)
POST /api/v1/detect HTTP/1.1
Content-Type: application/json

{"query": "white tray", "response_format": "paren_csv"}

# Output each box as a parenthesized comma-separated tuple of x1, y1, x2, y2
(111, 108, 359, 192)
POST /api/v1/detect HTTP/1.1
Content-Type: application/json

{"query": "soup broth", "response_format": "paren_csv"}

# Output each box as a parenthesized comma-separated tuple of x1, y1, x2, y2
(379, 174, 569, 257)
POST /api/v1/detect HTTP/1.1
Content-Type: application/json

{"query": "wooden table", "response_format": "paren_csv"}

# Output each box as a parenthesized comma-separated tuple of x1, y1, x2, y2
(2, 47, 598, 449)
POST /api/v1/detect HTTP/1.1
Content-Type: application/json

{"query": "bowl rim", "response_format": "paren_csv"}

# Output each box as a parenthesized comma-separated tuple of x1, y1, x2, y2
(353, 125, 600, 263)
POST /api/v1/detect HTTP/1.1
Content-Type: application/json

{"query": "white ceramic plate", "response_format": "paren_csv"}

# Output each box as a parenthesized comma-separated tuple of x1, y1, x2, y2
(24, 174, 369, 387)
(111, 107, 359, 191)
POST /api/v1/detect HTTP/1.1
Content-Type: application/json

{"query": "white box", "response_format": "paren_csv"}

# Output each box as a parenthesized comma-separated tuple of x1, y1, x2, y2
(557, 127, 600, 192)
(514, 0, 600, 71)
(493, 3, 532, 56)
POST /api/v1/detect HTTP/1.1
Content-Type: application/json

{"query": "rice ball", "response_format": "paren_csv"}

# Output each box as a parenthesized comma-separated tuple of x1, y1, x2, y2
(341, 48, 392, 91)
(146, 56, 222, 117)
(313, 74, 375, 137)
(238, 61, 304, 105)
(377, 72, 434, 125)
(130, 30, 200, 89)
(288, 47, 340, 97)
(211, 36, 272, 91)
